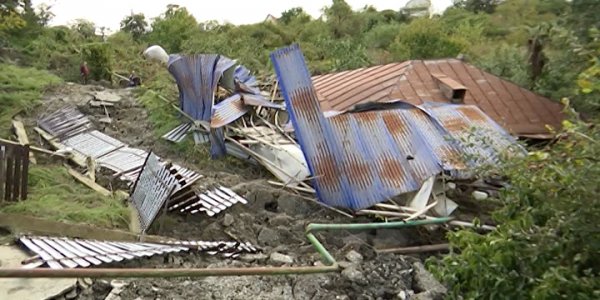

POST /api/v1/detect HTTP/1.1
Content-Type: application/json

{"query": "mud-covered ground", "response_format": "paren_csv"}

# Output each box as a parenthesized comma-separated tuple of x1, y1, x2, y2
(24, 84, 450, 300)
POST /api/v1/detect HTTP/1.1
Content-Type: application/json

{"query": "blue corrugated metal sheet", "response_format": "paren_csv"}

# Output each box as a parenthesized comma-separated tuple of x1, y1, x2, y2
(167, 54, 264, 158)
(271, 44, 520, 210)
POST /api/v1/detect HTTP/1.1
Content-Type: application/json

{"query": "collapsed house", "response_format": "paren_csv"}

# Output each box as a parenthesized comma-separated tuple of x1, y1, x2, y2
(143, 44, 532, 211)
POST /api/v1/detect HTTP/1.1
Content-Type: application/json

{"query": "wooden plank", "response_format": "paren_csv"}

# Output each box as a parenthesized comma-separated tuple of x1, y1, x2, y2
(12, 119, 37, 164)
(5, 145, 14, 201)
(21, 145, 30, 200)
(11, 145, 23, 201)
(65, 165, 112, 197)
(0, 212, 174, 243)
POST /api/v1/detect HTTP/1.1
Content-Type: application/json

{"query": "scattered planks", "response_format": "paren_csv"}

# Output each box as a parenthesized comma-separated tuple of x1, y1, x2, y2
(0, 140, 30, 201)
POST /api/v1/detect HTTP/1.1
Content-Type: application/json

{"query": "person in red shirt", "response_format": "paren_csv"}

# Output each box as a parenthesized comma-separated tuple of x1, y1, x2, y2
(80, 61, 90, 84)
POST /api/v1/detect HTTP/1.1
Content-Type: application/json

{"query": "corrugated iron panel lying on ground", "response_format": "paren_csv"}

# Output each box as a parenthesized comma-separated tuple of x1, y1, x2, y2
(159, 240, 258, 258)
(18, 236, 188, 269)
(18, 236, 258, 269)
(271, 44, 520, 210)
(0, 141, 30, 201)
(96, 147, 149, 182)
(162, 123, 192, 143)
(130, 152, 180, 233)
(37, 106, 92, 140)
(62, 130, 126, 159)
(168, 186, 248, 217)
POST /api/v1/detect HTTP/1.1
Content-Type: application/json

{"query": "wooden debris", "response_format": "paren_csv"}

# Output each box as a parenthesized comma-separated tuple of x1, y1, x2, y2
(11, 119, 37, 164)
(65, 164, 112, 197)
(0, 138, 68, 158)
(89, 100, 115, 107)
(375, 243, 450, 254)
(34, 127, 87, 167)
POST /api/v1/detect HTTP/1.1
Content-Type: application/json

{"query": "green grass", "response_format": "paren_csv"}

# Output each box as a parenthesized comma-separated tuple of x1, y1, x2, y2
(0, 63, 129, 229)
(1, 166, 129, 229)
(0, 63, 62, 137)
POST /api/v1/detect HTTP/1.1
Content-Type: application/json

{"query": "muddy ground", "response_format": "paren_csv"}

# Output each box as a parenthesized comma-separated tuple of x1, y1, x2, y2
(22, 84, 453, 300)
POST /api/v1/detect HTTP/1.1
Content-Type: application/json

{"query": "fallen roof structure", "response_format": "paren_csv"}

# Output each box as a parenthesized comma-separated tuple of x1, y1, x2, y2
(271, 44, 522, 210)
(312, 59, 565, 138)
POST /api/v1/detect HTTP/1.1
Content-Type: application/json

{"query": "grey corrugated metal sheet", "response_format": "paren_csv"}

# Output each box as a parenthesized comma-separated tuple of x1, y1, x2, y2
(130, 153, 180, 232)
(162, 123, 192, 143)
(271, 44, 520, 210)
(160, 240, 258, 258)
(62, 130, 125, 159)
(168, 186, 248, 217)
(37, 106, 92, 140)
(96, 147, 148, 182)
(19, 236, 187, 269)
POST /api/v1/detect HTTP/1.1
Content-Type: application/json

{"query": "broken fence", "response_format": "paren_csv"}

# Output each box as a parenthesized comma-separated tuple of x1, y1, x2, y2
(0, 140, 30, 201)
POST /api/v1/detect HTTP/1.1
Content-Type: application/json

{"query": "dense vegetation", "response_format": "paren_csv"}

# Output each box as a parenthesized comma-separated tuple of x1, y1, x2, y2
(1, 0, 598, 297)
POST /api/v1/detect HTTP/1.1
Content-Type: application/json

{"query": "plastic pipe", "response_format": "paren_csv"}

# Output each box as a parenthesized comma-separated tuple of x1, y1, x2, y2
(0, 217, 451, 278)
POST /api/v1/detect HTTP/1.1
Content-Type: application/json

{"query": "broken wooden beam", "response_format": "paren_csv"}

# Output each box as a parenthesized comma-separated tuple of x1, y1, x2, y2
(65, 164, 112, 197)
(11, 119, 37, 164)
(0, 137, 68, 158)
(0, 212, 173, 243)
(375, 243, 450, 254)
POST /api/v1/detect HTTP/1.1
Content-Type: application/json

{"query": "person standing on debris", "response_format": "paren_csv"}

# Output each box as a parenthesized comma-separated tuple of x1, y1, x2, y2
(80, 61, 90, 84)
(128, 70, 141, 87)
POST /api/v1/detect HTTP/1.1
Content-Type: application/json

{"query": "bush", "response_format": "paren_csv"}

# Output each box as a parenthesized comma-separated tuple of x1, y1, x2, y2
(428, 107, 600, 299)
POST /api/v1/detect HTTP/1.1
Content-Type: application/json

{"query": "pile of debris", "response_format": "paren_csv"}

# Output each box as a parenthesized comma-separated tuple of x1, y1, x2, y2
(147, 44, 522, 223)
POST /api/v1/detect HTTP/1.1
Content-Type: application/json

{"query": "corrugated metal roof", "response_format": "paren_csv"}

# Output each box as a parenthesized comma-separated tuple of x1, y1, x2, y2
(19, 236, 188, 269)
(62, 130, 125, 159)
(37, 106, 93, 140)
(271, 44, 520, 210)
(312, 59, 564, 137)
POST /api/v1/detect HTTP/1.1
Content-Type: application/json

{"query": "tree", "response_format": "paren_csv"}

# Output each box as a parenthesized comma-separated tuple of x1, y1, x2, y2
(389, 18, 466, 61)
(453, 0, 501, 14)
(570, 0, 600, 41)
(148, 5, 198, 53)
(280, 7, 310, 25)
(323, 0, 363, 38)
(120, 13, 147, 40)
(71, 19, 96, 39)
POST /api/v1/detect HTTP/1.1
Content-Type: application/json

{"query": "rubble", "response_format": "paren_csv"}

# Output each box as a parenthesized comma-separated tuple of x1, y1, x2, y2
(269, 252, 294, 265)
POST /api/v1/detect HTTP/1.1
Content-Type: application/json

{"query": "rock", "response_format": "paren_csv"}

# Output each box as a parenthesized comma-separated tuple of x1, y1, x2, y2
(65, 288, 78, 300)
(336, 295, 350, 300)
(94, 91, 121, 102)
(258, 227, 279, 245)
(222, 213, 234, 227)
(345, 250, 363, 264)
(397, 290, 407, 300)
(268, 214, 294, 226)
(341, 266, 366, 284)
(111, 279, 128, 289)
(412, 291, 438, 300)
(269, 252, 294, 265)
(240, 253, 268, 263)
(472, 190, 488, 200)
(412, 262, 447, 299)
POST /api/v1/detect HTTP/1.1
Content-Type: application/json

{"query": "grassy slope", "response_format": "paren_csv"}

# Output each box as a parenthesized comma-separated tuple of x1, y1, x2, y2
(0, 63, 129, 229)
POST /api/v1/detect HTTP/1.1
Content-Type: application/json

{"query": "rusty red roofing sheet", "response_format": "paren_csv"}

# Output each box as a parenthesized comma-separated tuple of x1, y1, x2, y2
(312, 59, 564, 137)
